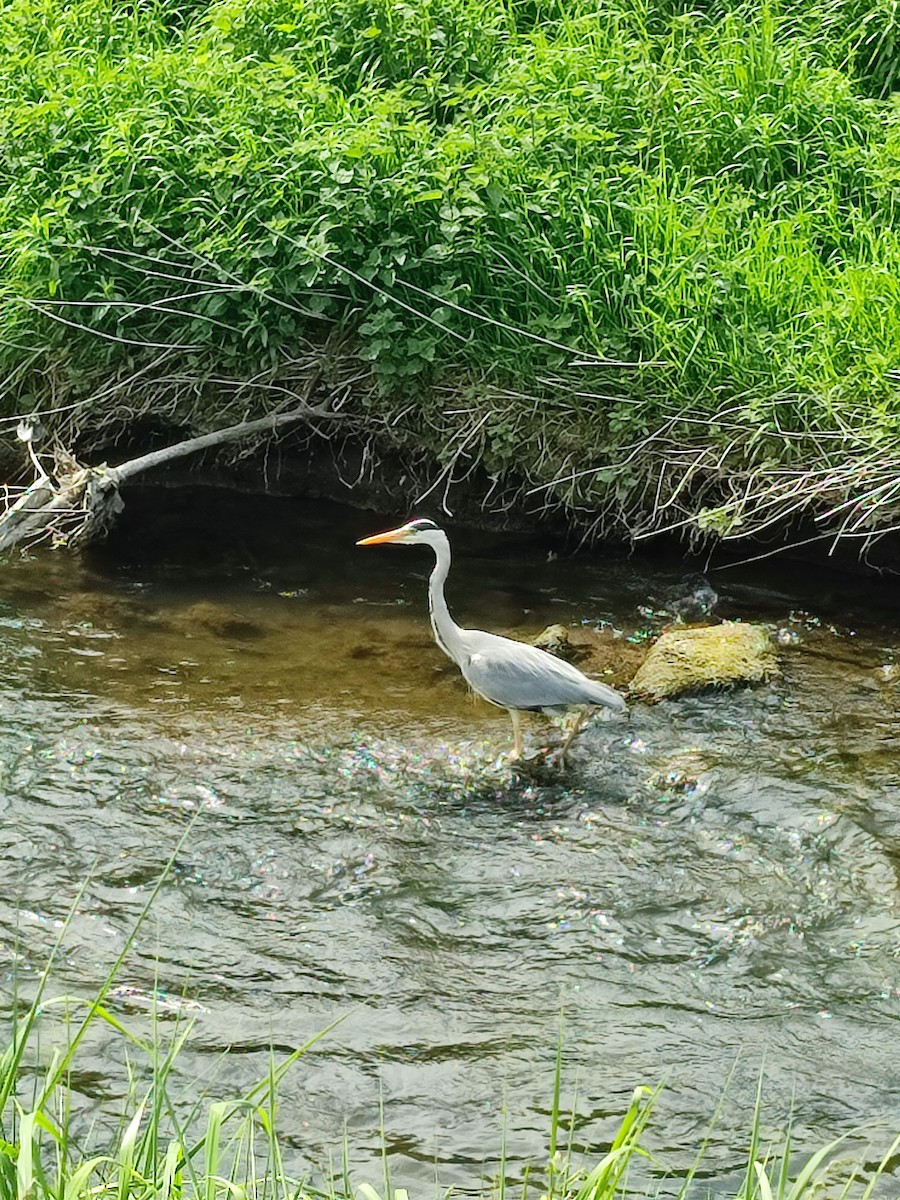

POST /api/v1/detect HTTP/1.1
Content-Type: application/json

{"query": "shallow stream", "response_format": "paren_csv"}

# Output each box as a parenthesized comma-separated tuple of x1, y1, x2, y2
(2, 487, 900, 1194)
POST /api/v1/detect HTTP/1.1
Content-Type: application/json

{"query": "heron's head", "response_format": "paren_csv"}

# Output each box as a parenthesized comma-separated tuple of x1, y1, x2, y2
(356, 517, 444, 548)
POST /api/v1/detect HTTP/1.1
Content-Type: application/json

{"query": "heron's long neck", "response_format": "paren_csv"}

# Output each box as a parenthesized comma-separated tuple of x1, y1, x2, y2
(428, 535, 465, 662)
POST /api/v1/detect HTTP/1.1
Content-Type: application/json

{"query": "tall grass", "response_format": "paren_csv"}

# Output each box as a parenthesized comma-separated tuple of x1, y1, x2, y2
(1, 0, 900, 540)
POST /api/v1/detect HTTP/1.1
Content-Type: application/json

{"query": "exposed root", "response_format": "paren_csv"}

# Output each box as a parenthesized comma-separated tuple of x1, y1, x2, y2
(520, 389, 900, 559)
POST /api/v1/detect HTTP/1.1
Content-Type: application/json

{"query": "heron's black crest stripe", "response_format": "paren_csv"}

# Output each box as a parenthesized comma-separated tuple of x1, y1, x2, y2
(408, 518, 439, 531)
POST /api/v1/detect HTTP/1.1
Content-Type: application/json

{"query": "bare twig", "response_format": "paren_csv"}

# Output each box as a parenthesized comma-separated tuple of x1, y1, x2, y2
(108, 401, 337, 484)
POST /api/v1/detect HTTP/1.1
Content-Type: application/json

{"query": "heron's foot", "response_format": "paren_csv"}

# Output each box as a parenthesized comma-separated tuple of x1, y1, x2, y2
(531, 742, 570, 769)
(509, 747, 550, 768)
(508, 750, 569, 782)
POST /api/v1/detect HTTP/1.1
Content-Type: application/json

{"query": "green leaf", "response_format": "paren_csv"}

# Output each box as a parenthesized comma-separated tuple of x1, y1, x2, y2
(16, 1111, 35, 1200)
(754, 1161, 775, 1200)
(64, 1156, 107, 1200)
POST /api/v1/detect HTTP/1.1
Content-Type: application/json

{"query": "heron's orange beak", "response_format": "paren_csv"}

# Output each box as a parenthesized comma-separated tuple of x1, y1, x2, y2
(356, 525, 410, 546)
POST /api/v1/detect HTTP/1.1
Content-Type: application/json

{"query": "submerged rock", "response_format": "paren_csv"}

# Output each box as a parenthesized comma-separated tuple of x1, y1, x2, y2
(172, 601, 263, 641)
(629, 622, 778, 701)
(661, 573, 719, 622)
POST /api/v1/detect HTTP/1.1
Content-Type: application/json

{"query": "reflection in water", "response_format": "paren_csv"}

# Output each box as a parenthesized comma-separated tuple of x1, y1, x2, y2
(1, 488, 900, 1194)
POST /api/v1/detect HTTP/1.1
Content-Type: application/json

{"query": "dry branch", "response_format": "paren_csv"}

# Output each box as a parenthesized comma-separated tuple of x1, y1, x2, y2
(0, 401, 342, 554)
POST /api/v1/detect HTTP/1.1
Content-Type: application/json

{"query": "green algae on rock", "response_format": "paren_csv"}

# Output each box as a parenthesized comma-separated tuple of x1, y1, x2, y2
(629, 623, 778, 702)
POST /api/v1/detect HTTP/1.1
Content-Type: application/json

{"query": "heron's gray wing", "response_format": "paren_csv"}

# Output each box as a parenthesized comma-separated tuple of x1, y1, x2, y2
(460, 631, 625, 712)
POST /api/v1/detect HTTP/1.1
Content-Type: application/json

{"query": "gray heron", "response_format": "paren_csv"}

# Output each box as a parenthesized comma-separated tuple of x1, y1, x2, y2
(357, 518, 627, 762)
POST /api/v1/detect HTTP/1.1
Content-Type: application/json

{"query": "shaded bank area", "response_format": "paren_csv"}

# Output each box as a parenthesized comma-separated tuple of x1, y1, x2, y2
(8, 419, 900, 573)
(83, 433, 900, 575)
(3, 0, 900, 552)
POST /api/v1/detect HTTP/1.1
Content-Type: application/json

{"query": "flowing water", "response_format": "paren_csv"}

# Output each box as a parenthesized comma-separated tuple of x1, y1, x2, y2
(2, 486, 900, 1194)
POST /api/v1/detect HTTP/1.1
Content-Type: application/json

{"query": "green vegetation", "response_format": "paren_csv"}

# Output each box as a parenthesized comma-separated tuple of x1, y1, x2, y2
(2, 0, 900, 541)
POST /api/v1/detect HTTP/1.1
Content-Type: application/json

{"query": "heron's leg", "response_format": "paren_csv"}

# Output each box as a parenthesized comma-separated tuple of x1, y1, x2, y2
(554, 708, 588, 765)
(507, 708, 524, 761)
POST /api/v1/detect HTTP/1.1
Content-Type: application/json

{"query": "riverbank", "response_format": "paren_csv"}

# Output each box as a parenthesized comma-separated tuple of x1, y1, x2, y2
(2, 0, 900, 551)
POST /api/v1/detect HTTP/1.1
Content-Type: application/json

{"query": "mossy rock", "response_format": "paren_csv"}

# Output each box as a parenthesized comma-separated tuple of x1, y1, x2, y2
(629, 622, 778, 701)
(170, 602, 263, 641)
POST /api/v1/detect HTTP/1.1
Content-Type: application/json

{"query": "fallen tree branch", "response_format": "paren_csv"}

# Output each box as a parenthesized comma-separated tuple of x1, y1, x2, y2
(0, 400, 342, 554)
(107, 401, 337, 485)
